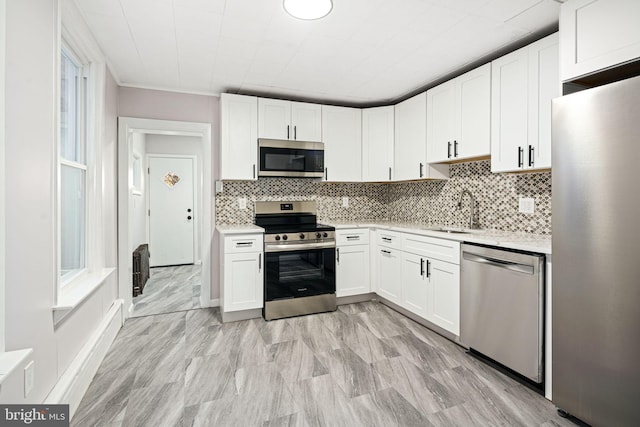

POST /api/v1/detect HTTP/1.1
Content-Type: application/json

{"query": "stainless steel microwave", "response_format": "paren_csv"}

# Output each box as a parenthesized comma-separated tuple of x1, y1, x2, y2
(258, 139, 325, 178)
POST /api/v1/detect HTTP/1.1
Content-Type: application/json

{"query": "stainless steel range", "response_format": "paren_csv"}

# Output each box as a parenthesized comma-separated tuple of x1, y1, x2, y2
(255, 201, 336, 321)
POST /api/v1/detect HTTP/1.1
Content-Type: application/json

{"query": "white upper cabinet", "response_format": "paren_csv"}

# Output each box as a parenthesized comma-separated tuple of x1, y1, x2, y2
(427, 64, 491, 163)
(394, 93, 427, 181)
(362, 106, 394, 182)
(258, 98, 322, 142)
(491, 33, 559, 173)
(220, 93, 258, 180)
(560, 0, 640, 82)
(321, 105, 362, 182)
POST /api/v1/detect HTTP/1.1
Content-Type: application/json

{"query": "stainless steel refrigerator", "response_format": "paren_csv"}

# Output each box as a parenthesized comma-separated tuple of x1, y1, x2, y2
(552, 75, 640, 427)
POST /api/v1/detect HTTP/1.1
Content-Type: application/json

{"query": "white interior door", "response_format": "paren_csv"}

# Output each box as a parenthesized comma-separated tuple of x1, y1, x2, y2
(148, 156, 194, 267)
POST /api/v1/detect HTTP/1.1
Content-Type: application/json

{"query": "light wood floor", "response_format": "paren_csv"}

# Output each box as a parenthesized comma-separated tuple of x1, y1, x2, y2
(73, 301, 576, 426)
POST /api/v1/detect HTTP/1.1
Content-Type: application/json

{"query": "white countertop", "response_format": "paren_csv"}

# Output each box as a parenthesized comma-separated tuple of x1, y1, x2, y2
(216, 224, 265, 234)
(326, 221, 552, 255)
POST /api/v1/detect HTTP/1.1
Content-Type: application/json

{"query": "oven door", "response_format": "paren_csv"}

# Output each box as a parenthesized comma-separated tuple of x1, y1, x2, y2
(258, 139, 324, 178)
(264, 246, 335, 301)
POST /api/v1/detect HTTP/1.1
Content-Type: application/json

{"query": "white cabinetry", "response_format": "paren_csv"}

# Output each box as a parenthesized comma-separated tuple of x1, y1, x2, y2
(375, 230, 402, 303)
(321, 106, 362, 182)
(220, 93, 258, 180)
(335, 229, 370, 297)
(560, 0, 640, 81)
(220, 233, 264, 321)
(401, 252, 429, 318)
(491, 33, 559, 173)
(429, 258, 460, 335)
(258, 98, 322, 142)
(394, 93, 427, 181)
(427, 64, 491, 163)
(362, 106, 394, 182)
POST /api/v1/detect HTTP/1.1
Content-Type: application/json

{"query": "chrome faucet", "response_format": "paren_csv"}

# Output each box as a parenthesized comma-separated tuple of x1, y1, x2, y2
(457, 189, 475, 229)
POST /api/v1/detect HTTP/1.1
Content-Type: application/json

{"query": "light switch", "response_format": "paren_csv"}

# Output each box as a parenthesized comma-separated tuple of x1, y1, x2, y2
(519, 197, 535, 214)
(342, 197, 349, 208)
(238, 197, 247, 210)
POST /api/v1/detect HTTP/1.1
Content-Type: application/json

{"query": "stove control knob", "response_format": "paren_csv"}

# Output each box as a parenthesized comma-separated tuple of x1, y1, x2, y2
(299, 233, 305, 239)
(275, 235, 281, 241)
(282, 235, 288, 241)
(316, 232, 322, 239)
(323, 232, 328, 238)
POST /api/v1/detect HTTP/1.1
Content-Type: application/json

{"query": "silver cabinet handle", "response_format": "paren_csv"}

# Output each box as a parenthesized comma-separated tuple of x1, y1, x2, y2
(336, 248, 340, 263)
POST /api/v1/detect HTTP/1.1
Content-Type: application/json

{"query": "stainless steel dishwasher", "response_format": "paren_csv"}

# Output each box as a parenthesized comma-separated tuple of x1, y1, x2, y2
(460, 243, 545, 384)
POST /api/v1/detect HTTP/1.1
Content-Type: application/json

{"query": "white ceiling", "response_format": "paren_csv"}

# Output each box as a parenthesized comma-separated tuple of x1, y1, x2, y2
(76, 0, 562, 105)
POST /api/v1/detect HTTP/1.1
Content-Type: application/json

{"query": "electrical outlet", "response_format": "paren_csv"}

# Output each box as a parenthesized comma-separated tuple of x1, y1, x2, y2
(519, 197, 535, 214)
(238, 197, 247, 210)
(342, 197, 349, 208)
(24, 361, 34, 398)
(215, 180, 224, 193)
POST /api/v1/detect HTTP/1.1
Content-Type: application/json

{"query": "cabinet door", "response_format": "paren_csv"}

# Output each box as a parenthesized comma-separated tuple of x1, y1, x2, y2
(394, 92, 427, 181)
(376, 247, 402, 304)
(528, 33, 559, 170)
(220, 93, 258, 180)
(560, 0, 640, 82)
(362, 106, 394, 181)
(456, 63, 491, 160)
(401, 252, 429, 318)
(258, 98, 291, 140)
(336, 245, 370, 297)
(428, 259, 460, 335)
(426, 80, 456, 163)
(223, 252, 263, 312)
(291, 101, 322, 142)
(491, 47, 529, 173)
(322, 105, 362, 182)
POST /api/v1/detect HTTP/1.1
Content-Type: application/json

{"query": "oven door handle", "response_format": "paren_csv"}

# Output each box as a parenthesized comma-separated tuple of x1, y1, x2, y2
(265, 242, 336, 253)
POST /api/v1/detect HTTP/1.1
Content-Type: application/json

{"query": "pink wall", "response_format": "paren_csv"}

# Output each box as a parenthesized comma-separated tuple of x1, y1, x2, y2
(117, 87, 221, 301)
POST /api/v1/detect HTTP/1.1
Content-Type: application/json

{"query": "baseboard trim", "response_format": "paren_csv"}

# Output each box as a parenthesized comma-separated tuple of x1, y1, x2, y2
(337, 293, 376, 305)
(221, 308, 261, 323)
(45, 299, 124, 419)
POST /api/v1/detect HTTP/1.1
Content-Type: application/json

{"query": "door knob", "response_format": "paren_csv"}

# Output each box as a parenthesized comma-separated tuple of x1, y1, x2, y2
(187, 208, 192, 212)
(187, 216, 192, 220)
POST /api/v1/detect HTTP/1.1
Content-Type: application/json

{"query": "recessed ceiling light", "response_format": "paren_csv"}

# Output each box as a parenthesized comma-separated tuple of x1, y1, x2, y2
(283, 0, 333, 20)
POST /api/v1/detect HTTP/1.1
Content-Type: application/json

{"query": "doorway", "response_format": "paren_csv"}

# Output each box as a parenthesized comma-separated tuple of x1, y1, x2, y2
(118, 118, 213, 320)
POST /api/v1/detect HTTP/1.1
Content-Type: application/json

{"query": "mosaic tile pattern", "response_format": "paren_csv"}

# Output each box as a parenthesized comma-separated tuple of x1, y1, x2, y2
(216, 161, 552, 235)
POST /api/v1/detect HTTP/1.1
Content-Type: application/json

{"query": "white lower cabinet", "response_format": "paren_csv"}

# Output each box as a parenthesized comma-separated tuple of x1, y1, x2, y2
(220, 233, 264, 316)
(429, 258, 460, 335)
(376, 246, 402, 304)
(336, 229, 371, 297)
(401, 252, 429, 318)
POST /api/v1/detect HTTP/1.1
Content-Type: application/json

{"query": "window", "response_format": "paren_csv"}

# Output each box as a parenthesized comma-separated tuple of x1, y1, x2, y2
(59, 45, 89, 284)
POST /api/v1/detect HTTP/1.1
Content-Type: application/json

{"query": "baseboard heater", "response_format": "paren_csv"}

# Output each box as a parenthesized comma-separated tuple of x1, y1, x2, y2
(132, 244, 150, 297)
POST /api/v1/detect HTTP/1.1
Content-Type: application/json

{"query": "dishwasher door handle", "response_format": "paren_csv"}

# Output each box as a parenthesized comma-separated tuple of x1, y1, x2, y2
(462, 252, 534, 275)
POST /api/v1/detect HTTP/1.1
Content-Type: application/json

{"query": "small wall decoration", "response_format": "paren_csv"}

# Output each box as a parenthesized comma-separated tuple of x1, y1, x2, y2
(163, 172, 180, 188)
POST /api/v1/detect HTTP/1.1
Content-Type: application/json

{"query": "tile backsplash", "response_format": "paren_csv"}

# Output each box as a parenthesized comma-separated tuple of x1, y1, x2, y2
(216, 160, 552, 234)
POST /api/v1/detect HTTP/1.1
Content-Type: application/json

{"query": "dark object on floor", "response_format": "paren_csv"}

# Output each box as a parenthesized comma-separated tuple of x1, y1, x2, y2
(133, 244, 150, 297)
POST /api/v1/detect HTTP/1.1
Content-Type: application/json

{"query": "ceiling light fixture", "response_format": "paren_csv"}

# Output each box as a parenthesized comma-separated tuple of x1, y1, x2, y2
(283, 0, 333, 20)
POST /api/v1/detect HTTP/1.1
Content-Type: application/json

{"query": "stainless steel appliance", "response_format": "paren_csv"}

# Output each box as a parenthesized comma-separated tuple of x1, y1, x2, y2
(552, 75, 640, 426)
(255, 201, 336, 320)
(460, 243, 545, 384)
(258, 139, 324, 178)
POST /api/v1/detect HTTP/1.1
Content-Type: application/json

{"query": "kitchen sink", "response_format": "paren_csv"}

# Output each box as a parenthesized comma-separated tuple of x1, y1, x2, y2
(426, 227, 483, 234)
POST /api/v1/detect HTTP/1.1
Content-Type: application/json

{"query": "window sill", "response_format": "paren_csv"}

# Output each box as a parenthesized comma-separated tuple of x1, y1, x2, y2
(53, 267, 116, 326)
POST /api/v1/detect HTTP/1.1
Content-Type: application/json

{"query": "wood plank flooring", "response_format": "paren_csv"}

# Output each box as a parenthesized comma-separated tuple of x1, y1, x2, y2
(73, 302, 576, 426)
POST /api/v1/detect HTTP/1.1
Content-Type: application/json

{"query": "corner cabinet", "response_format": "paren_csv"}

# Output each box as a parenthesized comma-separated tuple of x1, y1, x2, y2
(258, 98, 322, 142)
(335, 229, 370, 297)
(560, 0, 640, 82)
(362, 106, 394, 182)
(220, 233, 264, 321)
(491, 33, 559, 173)
(321, 105, 362, 182)
(427, 63, 491, 163)
(220, 93, 258, 180)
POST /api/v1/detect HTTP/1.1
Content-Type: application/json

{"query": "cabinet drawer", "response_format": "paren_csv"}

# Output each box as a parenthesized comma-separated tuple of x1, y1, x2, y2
(376, 230, 402, 249)
(401, 233, 460, 264)
(224, 234, 264, 253)
(336, 229, 370, 246)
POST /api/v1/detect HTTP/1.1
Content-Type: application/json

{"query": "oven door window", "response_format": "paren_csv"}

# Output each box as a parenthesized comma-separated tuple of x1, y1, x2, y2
(265, 248, 335, 301)
(259, 147, 324, 173)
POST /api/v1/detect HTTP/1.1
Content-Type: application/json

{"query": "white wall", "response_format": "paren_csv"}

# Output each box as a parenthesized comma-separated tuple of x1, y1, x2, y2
(2, 0, 119, 404)
(131, 133, 147, 252)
